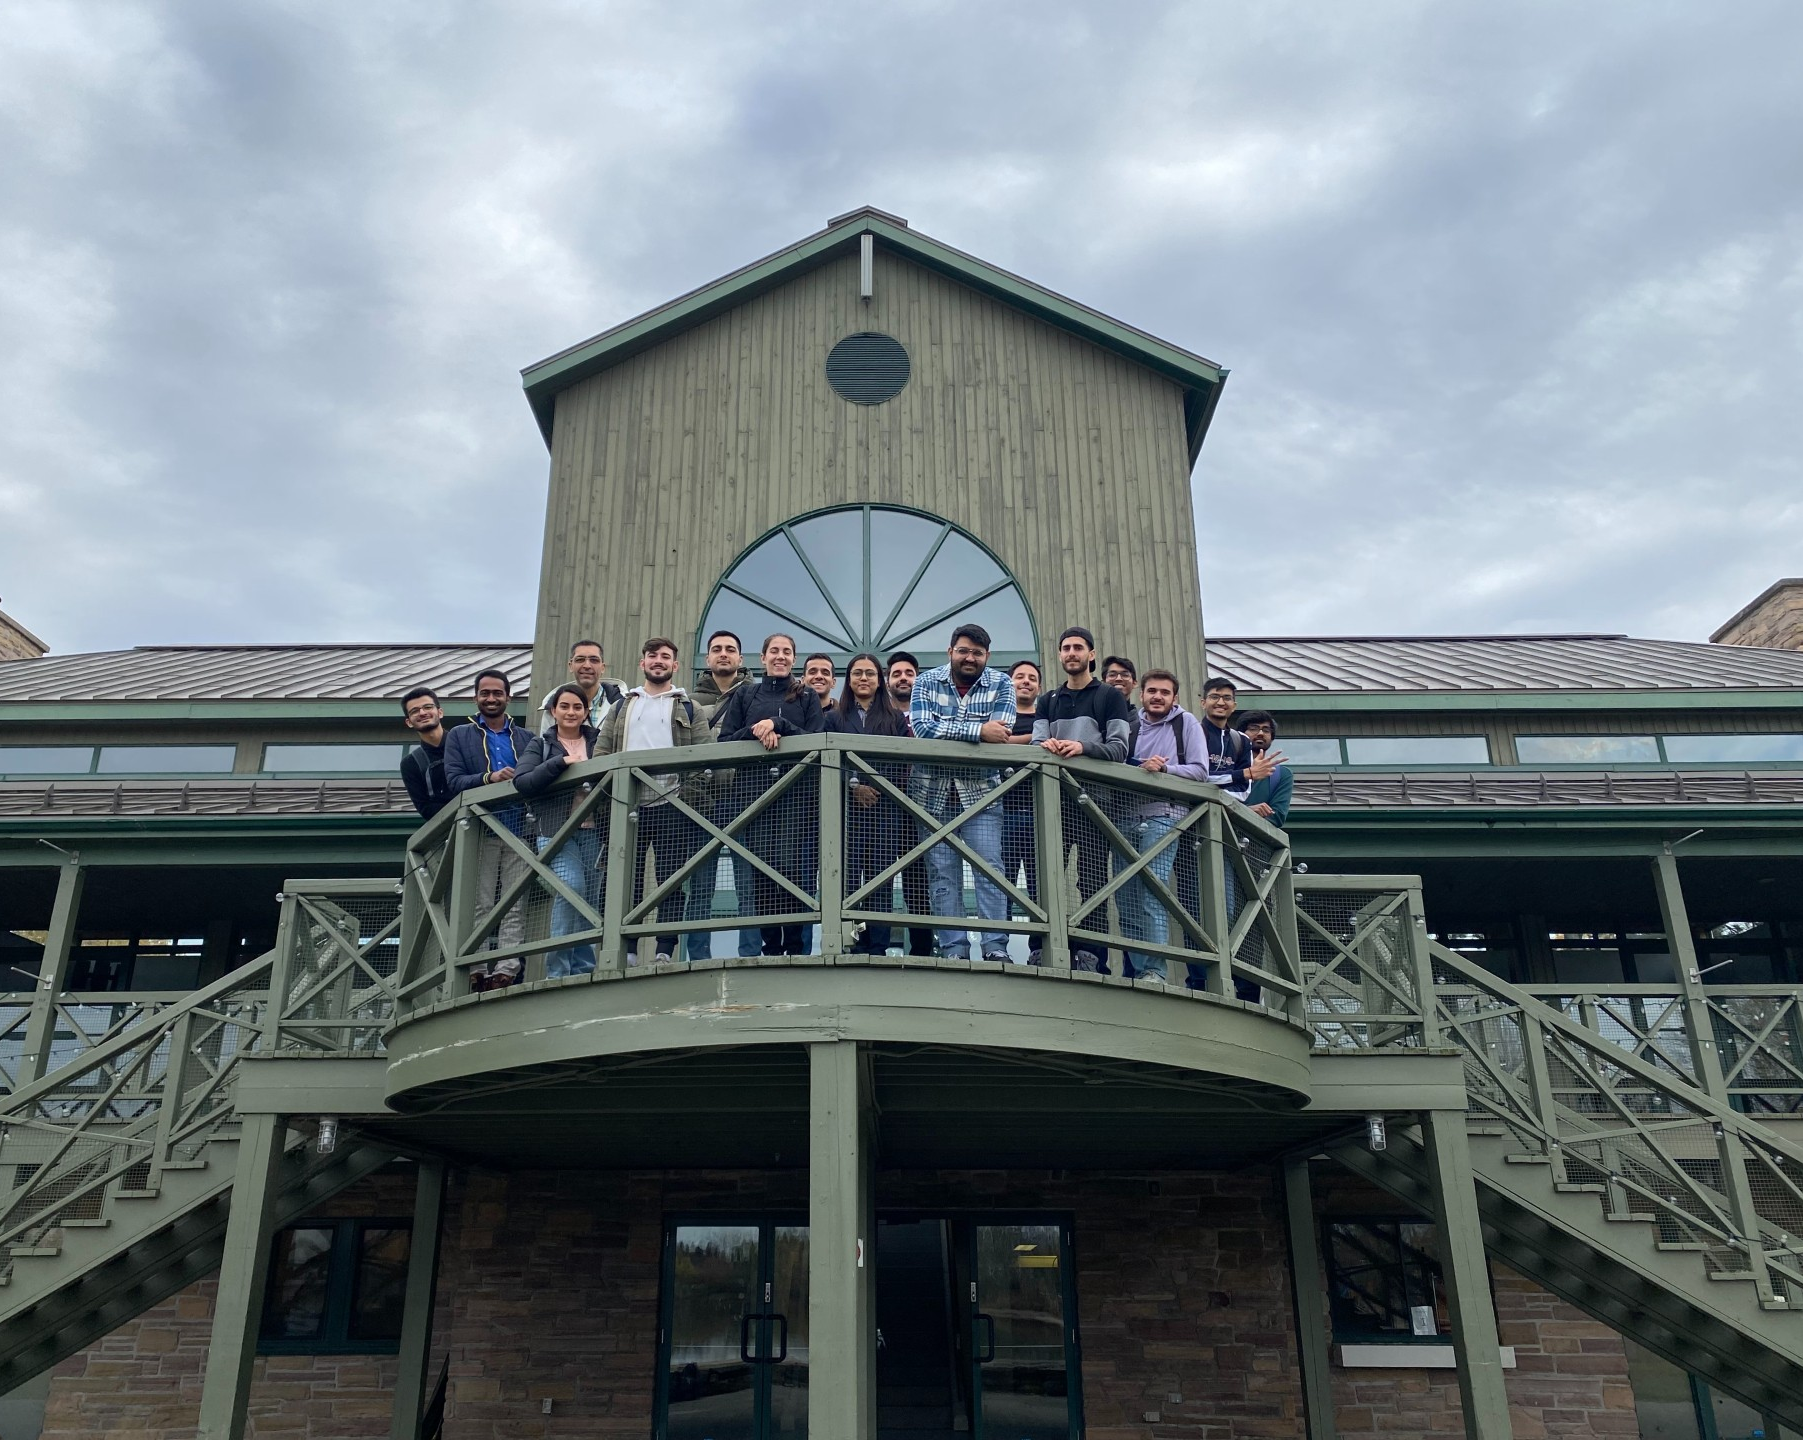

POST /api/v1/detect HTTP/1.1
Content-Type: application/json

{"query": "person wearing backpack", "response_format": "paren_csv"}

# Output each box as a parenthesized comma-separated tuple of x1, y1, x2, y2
(596, 637, 711, 963)
(1124, 669, 1210, 982)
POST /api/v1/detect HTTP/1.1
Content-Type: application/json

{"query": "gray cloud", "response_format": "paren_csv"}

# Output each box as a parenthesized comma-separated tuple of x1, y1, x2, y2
(2, 0, 1799, 655)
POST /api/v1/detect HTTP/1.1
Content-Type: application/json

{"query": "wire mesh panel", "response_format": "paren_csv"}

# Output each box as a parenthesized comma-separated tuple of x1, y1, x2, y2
(1710, 994, 1803, 1114)
(1298, 884, 1430, 1048)
(277, 891, 403, 1055)
(0, 1005, 26, 1093)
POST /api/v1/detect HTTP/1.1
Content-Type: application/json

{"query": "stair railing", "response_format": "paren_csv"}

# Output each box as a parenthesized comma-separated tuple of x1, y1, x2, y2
(0, 880, 400, 1284)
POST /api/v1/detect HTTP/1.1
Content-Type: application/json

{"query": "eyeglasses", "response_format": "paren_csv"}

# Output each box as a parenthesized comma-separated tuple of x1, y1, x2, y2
(951, 648, 987, 660)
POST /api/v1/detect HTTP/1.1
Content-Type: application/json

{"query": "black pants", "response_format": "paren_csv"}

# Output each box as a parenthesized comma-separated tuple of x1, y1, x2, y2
(846, 806, 906, 953)
(636, 804, 699, 958)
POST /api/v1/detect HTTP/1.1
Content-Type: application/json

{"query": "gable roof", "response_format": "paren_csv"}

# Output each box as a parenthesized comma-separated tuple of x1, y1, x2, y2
(520, 206, 1229, 462)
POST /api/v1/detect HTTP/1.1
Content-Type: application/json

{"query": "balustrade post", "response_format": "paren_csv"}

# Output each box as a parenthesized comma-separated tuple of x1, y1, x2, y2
(1268, 846, 1305, 1026)
(446, 814, 483, 997)
(818, 750, 845, 959)
(1403, 885, 1441, 1048)
(601, 769, 639, 972)
(19, 856, 84, 1083)
(1032, 763, 1070, 970)
(1516, 1012, 1568, 1183)
(1197, 804, 1233, 998)
(147, 1010, 195, 1190)
(263, 891, 301, 1047)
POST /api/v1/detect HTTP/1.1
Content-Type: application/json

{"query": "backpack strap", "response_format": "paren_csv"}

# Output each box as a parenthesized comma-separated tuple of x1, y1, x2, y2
(1174, 715, 1187, 769)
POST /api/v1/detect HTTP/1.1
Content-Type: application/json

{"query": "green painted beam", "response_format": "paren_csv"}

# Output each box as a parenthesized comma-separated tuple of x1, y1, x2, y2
(1420, 1110, 1514, 1440)
(1306, 1051, 1466, 1114)
(808, 1040, 874, 1439)
(1281, 1157, 1337, 1440)
(18, 857, 83, 1083)
(389, 1159, 446, 1440)
(195, 1112, 288, 1440)
(1232, 689, 1803, 713)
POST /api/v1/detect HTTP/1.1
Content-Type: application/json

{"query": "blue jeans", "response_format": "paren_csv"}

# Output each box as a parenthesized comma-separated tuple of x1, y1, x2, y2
(921, 794, 1008, 958)
(536, 828, 601, 978)
(684, 853, 725, 961)
(1122, 813, 1179, 981)
(733, 850, 763, 957)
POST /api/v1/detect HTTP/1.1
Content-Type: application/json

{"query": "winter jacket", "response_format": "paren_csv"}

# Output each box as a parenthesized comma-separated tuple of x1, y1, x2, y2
(443, 716, 535, 834)
(1032, 680, 1132, 762)
(595, 687, 711, 808)
(693, 666, 753, 724)
(400, 738, 451, 821)
(513, 725, 602, 833)
(1199, 718, 1256, 799)
(713, 675, 824, 743)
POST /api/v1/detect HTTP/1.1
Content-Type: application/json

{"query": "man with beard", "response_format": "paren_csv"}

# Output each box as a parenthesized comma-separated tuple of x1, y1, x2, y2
(907, 625, 1017, 961)
(443, 668, 535, 988)
(690, 629, 756, 960)
(597, 638, 711, 963)
(398, 686, 453, 821)
(886, 651, 935, 957)
(537, 639, 624, 732)
(1123, 669, 1210, 982)
(1032, 627, 1132, 970)
(802, 653, 837, 706)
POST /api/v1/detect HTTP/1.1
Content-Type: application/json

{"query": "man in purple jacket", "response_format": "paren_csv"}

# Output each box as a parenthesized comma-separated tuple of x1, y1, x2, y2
(1123, 669, 1210, 982)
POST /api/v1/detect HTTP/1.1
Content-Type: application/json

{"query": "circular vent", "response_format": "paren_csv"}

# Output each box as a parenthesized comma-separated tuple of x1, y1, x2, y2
(826, 332, 910, 405)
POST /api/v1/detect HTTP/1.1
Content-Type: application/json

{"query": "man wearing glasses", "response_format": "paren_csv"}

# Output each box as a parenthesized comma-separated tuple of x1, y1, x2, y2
(398, 686, 452, 821)
(907, 624, 1018, 961)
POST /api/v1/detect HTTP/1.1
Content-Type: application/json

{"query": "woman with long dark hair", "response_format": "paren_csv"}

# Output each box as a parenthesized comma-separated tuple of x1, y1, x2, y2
(712, 634, 825, 954)
(823, 652, 910, 953)
(513, 683, 602, 978)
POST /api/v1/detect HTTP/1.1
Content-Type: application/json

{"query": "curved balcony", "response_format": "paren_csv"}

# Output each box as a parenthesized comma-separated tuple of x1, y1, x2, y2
(380, 734, 1314, 1138)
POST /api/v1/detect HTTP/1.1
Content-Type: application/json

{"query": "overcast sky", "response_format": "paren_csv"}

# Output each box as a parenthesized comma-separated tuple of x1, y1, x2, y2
(4, 1, 1800, 655)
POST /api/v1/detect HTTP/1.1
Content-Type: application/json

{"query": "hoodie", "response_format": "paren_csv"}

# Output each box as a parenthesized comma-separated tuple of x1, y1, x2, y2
(693, 665, 753, 724)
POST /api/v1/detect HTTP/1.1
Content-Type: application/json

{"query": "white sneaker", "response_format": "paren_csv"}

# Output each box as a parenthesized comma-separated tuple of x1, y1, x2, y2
(654, 951, 673, 964)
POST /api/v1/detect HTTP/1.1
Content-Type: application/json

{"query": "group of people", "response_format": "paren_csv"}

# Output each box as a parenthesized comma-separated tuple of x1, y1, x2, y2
(396, 624, 1291, 989)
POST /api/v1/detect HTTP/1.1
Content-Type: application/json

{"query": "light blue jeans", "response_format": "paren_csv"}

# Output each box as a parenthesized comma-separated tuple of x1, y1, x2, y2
(683, 851, 766, 960)
(537, 828, 601, 977)
(1122, 812, 1180, 981)
(921, 794, 1008, 958)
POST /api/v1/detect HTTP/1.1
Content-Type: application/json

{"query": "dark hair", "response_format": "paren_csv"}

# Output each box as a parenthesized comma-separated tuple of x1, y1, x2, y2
(545, 683, 591, 722)
(1140, 668, 1180, 693)
(802, 652, 835, 672)
(641, 636, 679, 657)
(757, 633, 807, 702)
(706, 629, 742, 652)
(886, 651, 920, 674)
(399, 686, 439, 716)
(838, 652, 908, 736)
(1009, 659, 1042, 681)
(1202, 675, 1238, 696)
(949, 623, 991, 653)
(1058, 626, 1096, 651)
(568, 638, 603, 659)
(473, 668, 512, 696)
(1101, 655, 1137, 682)
(1237, 708, 1278, 735)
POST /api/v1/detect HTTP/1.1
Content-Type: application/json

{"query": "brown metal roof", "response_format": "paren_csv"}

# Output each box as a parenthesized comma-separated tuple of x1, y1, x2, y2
(0, 777, 413, 818)
(1207, 635, 1803, 693)
(2, 633, 1802, 705)
(0, 644, 535, 704)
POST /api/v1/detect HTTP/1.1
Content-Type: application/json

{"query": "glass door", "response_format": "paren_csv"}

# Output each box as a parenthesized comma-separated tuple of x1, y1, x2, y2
(660, 1221, 809, 1440)
(970, 1221, 1079, 1440)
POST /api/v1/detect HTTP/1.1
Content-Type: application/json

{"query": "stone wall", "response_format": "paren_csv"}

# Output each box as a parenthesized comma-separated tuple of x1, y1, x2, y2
(1711, 578, 1803, 649)
(39, 1162, 1640, 1440)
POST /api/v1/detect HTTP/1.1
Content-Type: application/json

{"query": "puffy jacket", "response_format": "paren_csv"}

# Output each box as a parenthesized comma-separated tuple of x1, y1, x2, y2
(693, 666, 753, 724)
(713, 675, 823, 742)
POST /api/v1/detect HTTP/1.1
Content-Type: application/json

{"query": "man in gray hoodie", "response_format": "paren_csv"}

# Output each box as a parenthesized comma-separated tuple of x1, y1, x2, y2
(1123, 669, 1210, 982)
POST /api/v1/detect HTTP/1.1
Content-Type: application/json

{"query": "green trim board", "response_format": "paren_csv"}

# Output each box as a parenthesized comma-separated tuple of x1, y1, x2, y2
(520, 207, 1227, 457)
(1234, 689, 1803, 713)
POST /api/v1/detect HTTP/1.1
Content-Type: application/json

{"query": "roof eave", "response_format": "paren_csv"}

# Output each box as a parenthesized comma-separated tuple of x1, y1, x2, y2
(520, 211, 1227, 449)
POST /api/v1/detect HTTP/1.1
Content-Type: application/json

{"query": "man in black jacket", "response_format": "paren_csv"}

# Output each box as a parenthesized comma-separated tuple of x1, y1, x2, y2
(442, 668, 535, 987)
(398, 686, 451, 821)
(1033, 627, 1132, 969)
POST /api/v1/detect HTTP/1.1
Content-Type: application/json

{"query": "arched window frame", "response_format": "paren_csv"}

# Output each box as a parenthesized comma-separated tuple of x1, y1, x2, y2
(695, 505, 1040, 673)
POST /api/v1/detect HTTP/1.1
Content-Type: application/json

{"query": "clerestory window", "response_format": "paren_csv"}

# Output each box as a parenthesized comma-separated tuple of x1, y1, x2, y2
(696, 505, 1038, 668)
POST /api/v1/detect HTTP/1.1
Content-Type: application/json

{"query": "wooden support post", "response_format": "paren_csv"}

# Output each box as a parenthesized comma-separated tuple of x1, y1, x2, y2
(1421, 1110, 1512, 1440)
(1033, 765, 1070, 970)
(20, 858, 84, 1083)
(1281, 1156, 1338, 1440)
(809, 1040, 874, 1439)
(446, 815, 483, 994)
(196, 1111, 288, 1440)
(388, 1159, 448, 1440)
(818, 751, 845, 958)
(601, 770, 638, 972)
(1198, 805, 1233, 997)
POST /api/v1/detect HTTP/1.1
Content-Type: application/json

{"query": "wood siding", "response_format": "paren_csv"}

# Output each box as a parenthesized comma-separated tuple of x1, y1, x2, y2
(531, 247, 1206, 693)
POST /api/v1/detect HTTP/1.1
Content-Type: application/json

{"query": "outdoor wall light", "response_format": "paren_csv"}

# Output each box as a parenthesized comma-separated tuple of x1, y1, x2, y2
(1366, 1113, 1387, 1152)
(316, 1116, 339, 1155)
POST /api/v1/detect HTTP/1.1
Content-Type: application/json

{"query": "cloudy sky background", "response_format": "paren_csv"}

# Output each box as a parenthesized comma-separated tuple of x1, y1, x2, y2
(3, 0, 1800, 655)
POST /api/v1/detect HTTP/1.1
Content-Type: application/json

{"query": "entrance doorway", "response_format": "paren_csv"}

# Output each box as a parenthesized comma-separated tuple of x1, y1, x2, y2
(876, 1217, 1081, 1440)
(658, 1221, 809, 1440)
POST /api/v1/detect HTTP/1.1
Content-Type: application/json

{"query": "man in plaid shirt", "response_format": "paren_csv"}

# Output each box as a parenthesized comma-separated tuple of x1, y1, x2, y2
(907, 623, 1019, 960)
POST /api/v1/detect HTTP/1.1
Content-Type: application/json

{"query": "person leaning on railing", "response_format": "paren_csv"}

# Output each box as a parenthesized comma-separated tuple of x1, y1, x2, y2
(513, 683, 602, 979)
(1123, 670, 1210, 984)
(907, 623, 1018, 962)
(824, 651, 912, 954)
(442, 667, 535, 989)
(712, 633, 826, 956)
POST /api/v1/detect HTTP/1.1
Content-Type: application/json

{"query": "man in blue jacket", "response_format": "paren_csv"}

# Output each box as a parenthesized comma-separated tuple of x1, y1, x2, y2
(443, 668, 535, 988)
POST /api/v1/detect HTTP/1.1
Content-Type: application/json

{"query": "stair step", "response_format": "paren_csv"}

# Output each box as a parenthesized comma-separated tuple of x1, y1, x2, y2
(1555, 1182, 1607, 1194)
(157, 1160, 208, 1172)
(1658, 1241, 1719, 1252)
(112, 1189, 161, 1201)
(1601, 1212, 1657, 1224)
(6, 1247, 61, 1259)
(1706, 1271, 1759, 1284)
(1504, 1153, 1554, 1165)
(57, 1219, 111, 1230)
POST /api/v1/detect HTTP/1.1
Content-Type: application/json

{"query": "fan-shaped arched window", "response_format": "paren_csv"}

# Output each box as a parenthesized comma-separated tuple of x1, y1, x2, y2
(697, 506, 1038, 667)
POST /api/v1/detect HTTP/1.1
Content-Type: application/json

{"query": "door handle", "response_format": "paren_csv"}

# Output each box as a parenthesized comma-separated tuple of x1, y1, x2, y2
(768, 1312, 789, 1363)
(975, 1313, 996, 1364)
(739, 1313, 757, 1364)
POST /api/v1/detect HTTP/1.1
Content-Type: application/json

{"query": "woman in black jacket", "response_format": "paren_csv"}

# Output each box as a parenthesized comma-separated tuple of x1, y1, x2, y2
(713, 634, 824, 954)
(823, 652, 911, 954)
(512, 684, 602, 978)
